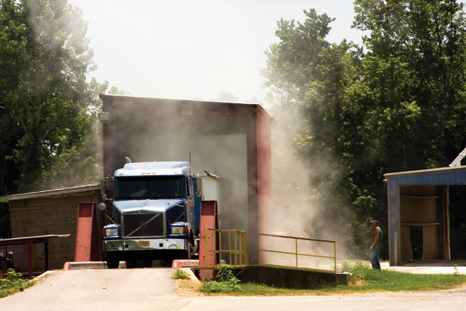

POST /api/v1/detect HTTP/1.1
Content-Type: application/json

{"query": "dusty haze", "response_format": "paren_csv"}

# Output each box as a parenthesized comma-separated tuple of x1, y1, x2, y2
(265, 105, 356, 268)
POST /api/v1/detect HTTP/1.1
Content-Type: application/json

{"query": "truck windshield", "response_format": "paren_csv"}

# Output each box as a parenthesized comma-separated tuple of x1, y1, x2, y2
(114, 176, 187, 200)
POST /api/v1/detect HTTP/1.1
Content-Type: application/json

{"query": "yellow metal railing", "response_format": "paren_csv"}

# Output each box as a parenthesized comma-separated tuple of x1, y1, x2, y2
(204, 228, 249, 269)
(258, 233, 336, 274)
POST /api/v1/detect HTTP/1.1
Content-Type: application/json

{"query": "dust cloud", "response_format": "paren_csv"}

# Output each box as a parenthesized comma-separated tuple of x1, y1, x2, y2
(111, 99, 250, 234)
(264, 104, 356, 267)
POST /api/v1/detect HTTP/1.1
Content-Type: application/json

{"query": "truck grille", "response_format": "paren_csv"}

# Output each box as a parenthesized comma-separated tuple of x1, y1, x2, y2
(123, 213, 165, 237)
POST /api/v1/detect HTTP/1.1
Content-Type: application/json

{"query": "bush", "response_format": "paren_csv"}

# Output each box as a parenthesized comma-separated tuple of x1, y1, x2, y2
(172, 269, 191, 280)
(0, 269, 36, 298)
(341, 260, 351, 272)
(217, 264, 235, 282)
(199, 265, 241, 293)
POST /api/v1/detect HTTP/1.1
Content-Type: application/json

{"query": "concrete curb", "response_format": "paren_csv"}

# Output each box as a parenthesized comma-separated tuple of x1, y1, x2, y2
(177, 268, 200, 282)
(336, 272, 350, 285)
(63, 262, 124, 270)
(172, 260, 199, 268)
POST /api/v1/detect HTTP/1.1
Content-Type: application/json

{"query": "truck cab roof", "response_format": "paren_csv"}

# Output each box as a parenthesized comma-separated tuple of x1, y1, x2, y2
(115, 161, 190, 177)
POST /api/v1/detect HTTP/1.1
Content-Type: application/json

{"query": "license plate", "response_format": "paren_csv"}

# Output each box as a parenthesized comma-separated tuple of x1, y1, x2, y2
(139, 241, 150, 247)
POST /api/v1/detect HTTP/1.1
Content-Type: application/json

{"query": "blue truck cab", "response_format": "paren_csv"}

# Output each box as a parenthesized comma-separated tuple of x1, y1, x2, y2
(102, 161, 218, 269)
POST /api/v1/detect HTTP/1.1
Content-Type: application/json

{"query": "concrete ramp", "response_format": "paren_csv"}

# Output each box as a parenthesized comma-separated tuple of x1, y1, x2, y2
(0, 268, 187, 311)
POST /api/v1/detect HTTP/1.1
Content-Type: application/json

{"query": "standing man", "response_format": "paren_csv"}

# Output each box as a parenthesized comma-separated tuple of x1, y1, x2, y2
(369, 220, 383, 269)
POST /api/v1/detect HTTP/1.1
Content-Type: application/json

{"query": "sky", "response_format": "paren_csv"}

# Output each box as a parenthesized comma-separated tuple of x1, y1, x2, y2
(67, 0, 366, 103)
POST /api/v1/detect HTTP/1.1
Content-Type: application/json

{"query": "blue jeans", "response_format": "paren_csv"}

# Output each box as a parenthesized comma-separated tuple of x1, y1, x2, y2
(370, 247, 381, 269)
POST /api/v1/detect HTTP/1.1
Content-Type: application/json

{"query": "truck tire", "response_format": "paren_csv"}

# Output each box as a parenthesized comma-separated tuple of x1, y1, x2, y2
(126, 259, 137, 269)
(142, 259, 153, 268)
(106, 253, 119, 269)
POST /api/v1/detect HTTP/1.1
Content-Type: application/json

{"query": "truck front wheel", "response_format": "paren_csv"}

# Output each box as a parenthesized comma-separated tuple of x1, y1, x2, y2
(126, 259, 137, 269)
(106, 253, 119, 269)
(142, 259, 153, 267)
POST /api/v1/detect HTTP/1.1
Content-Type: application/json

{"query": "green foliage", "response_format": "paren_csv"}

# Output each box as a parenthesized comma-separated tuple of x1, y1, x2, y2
(0, 0, 108, 194)
(345, 262, 466, 292)
(172, 269, 191, 280)
(0, 269, 36, 298)
(349, 261, 371, 281)
(341, 260, 351, 272)
(353, 0, 466, 168)
(196, 263, 466, 295)
(199, 265, 241, 293)
(263, 2, 466, 258)
(217, 264, 235, 282)
(200, 278, 241, 293)
(108, 86, 131, 96)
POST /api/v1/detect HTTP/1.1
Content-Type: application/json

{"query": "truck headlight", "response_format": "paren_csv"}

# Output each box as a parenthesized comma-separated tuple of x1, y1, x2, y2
(103, 224, 120, 238)
(105, 228, 119, 236)
(171, 227, 188, 234)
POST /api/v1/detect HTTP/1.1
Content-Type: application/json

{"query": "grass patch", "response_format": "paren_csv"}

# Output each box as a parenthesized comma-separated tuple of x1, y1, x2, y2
(337, 262, 466, 293)
(172, 269, 191, 280)
(194, 262, 466, 296)
(0, 269, 37, 298)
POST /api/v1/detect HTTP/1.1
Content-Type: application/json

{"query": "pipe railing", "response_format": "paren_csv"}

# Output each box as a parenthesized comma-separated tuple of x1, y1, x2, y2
(258, 233, 336, 274)
(203, 228, 249, 269)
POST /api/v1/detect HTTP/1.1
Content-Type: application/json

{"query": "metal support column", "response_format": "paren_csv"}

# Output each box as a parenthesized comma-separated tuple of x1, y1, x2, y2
(199, 200, 219, 281)
(75, 203, 99, 262)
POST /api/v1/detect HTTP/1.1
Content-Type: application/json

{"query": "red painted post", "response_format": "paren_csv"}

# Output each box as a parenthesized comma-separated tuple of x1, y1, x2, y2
(256, 107, 272, 264)
(199, 201, 219, 281)
(75, 203, 96, 262)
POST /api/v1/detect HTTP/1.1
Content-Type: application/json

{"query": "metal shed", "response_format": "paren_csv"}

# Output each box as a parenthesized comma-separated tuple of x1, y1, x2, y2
(98, 94, 273, 264)
(384, 166, 466, 266)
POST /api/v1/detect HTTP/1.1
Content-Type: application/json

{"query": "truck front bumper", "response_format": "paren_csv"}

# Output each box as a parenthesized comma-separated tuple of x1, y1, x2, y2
(104, 238, 187, 252)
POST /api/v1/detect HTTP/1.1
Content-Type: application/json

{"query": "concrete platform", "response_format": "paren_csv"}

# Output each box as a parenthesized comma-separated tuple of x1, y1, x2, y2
(381, 260, 466, 274)
(64, 261, 126, 270)
(234, 265, 338, 289)
(172, 260, 199, 268)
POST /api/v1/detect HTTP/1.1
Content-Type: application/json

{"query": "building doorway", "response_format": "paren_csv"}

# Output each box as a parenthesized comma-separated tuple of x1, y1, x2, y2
(449, 186, 466, 260)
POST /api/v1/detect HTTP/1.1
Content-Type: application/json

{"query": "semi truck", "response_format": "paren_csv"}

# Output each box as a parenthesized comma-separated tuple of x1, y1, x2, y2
(101, 160, 218, 269)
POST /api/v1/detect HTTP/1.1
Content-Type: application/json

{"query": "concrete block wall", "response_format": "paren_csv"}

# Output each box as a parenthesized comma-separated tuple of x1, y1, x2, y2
(9, 191, 99, 272)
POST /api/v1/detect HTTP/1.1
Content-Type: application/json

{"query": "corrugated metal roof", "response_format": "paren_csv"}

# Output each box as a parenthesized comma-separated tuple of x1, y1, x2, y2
(384, 166, 466, 179)
(0, 184, 100, 202)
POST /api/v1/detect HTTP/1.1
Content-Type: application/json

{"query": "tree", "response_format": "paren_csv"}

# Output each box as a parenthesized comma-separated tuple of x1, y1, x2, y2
(0, 0, 107, 193)
(262, 9, 334, 111)
(108, 86, 131, 96)
(351, 0, 466, 258)
(263, 2, 466, 258)
(262, 9, 360, 250)
(352, 0, 466, 170)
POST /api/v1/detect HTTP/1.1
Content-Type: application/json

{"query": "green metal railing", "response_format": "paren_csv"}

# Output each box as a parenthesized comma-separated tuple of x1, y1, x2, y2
(204, 228, 249, 269)
(258, 233, 336, 274)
